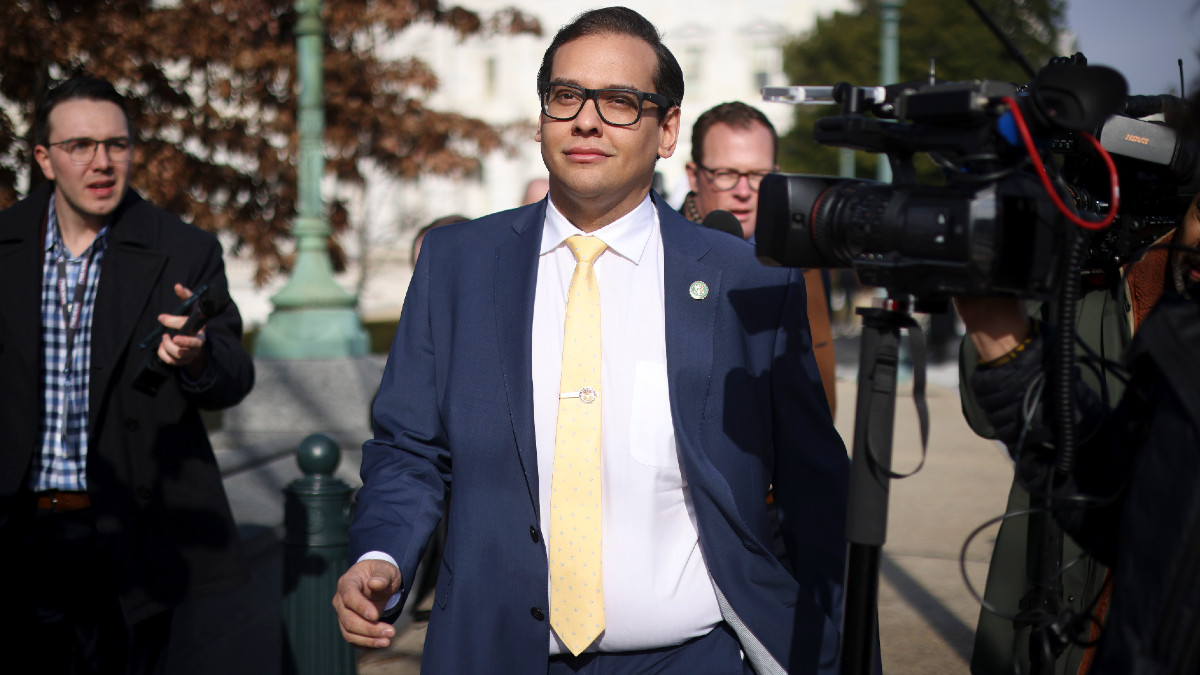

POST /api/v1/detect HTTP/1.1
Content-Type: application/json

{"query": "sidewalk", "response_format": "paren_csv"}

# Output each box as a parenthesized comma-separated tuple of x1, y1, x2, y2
(358, 357, 1016, 674)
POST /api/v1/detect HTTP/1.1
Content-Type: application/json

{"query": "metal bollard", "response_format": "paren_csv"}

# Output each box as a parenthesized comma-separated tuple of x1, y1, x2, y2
(282, 433, 356, 675)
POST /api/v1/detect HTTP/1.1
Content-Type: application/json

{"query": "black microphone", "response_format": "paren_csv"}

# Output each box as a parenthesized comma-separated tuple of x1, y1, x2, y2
(132, 285, 232, 396)
(701, 209, 746, 239)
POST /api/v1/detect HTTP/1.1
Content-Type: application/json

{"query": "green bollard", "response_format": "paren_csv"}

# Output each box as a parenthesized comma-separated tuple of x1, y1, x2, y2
(282, 433, 357, 675)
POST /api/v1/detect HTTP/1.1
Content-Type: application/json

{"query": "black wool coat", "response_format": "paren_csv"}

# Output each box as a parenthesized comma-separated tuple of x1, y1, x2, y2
(0, 184, 255, 624)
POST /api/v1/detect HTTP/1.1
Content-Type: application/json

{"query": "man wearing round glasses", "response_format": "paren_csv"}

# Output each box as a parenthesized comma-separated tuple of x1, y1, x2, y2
(681, 102, 837, 418)
(0, 76, 253, 674)
(337, 7, 848, 673)
(682, 102, 778, 240)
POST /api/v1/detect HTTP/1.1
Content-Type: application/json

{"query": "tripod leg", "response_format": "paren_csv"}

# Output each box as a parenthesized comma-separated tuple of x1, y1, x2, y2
(841, 309, 903, 675)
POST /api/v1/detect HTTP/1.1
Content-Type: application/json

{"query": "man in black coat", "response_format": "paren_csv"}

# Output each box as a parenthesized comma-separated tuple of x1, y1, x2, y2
(0, 76, 254, 674)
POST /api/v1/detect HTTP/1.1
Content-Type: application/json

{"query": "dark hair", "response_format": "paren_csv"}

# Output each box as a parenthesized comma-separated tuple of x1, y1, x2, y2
(536, 6, 683, 111)
(35, 75, 132, 147)
(411, 214, 469, 266)
(690, 101, 778, 166)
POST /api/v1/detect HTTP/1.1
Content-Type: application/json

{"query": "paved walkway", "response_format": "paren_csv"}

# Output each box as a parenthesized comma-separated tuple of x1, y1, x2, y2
(357, 357, 1016, 674)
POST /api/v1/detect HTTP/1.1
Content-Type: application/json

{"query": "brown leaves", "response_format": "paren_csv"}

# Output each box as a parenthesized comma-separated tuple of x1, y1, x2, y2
(0, 0, 538, 285)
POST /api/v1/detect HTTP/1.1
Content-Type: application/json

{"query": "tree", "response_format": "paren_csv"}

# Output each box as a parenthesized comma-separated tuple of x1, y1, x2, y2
(0, 0, 540, 284)
(779, 0, 1065, 179)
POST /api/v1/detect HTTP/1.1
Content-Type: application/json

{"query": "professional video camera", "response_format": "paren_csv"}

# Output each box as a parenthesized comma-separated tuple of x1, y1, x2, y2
(760, 56, 1200, 675)
(754, 60, 1200, 301)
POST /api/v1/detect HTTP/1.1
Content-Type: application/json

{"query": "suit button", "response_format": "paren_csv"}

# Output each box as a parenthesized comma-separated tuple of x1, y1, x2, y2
(529, 526, 541, 543)
(530, 607, 544, 621)
(125, 419, 140, 431)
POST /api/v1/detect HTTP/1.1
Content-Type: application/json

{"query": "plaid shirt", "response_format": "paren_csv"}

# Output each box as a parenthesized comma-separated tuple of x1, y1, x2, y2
(32, 196, 110, 492)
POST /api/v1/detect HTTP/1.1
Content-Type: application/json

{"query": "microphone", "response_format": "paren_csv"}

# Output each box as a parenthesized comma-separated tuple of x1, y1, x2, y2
(701, 209, 746, 239)
(132, 285, 232, 396)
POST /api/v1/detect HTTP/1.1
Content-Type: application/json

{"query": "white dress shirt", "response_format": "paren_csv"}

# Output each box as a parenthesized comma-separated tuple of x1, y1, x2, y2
(534, 195, 723, 654)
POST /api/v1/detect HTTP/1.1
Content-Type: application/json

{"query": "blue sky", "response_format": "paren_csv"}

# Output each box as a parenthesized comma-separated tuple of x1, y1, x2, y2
(1065, 0, 1200, 97)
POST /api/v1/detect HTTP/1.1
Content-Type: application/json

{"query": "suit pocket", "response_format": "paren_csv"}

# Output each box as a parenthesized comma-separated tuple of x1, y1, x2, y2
(629, 361, 681, 475)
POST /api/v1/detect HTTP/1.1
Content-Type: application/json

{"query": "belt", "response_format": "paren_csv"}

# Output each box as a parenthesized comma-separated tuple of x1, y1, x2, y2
(549, 626, 727, 663)
(35, 491, 91, 512)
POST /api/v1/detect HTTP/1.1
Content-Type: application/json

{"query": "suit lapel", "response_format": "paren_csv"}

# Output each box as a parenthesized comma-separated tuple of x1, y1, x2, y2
(90, 195, 167, 423)
(658, 199, 721, 461)
(494, 202, 546, 514)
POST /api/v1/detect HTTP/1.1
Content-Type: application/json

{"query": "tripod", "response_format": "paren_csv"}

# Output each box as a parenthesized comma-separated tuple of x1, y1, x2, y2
(841, 297, 929, 675)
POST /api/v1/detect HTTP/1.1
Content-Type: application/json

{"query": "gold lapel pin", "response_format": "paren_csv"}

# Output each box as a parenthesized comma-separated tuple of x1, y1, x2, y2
(689, 281, 709, 300)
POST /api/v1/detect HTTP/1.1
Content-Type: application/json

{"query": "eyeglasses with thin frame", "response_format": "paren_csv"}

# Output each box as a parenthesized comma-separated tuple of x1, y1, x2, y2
(540, 81, 671, 127)
(48, 137, 133, 165)
(696, 163, 772, 191)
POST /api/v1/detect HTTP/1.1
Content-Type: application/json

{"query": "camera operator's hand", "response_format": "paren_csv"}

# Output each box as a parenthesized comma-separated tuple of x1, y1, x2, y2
(953, 297, 1032, 363)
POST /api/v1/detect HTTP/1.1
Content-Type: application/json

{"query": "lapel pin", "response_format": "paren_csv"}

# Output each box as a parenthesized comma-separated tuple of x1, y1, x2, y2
(689, 280, 709, 300)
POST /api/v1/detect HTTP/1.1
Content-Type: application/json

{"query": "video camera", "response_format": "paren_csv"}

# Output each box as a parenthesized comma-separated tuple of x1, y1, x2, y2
(754, 58, 1200, 301)
(768, 56, 1200, 675)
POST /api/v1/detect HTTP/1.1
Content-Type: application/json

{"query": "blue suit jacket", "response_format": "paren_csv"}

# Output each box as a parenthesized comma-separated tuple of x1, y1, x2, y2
(351, 194, 849, 673)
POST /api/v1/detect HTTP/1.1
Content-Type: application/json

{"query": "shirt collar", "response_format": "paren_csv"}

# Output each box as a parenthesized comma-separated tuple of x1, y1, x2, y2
(541, 193, 656, 265)
(43, 194, 111, 258)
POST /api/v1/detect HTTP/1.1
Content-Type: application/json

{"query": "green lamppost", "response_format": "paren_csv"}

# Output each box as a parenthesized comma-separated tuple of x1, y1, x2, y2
(877, 0, 903, 183)
(255, 0, 369, 359)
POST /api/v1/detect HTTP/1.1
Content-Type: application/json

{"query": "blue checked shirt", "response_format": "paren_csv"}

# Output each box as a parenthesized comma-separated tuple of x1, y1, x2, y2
(32, 196, 110, 492)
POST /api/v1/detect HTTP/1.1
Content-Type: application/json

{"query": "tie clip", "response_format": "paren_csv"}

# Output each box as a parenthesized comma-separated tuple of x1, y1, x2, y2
(559, 386, 598, 403)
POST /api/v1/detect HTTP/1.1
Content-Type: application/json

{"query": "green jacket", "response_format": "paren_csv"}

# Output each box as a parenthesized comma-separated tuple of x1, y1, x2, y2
(959, 284, 1132, 675)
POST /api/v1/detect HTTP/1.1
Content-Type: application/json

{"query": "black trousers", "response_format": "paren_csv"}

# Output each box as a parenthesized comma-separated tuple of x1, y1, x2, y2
(4, 508, 171, 675)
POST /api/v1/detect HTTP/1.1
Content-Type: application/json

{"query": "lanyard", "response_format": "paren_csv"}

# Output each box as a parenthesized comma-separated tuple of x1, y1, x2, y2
(55, 251, 91, 363)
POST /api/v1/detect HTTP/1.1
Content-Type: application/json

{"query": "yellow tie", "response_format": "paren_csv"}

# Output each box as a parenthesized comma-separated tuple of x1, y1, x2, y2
(550, 234, 607, 655)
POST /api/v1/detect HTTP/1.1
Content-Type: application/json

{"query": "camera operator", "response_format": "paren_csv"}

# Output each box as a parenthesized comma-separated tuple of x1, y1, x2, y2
(956, 191, 1200, 674)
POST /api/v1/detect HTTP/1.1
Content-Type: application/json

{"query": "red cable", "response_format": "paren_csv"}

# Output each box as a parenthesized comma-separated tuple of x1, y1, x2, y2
(1000, 95, 1120, 231)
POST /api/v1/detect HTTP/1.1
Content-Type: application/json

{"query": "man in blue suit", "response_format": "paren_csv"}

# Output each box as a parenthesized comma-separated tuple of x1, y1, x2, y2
(333, 7, 849, 673)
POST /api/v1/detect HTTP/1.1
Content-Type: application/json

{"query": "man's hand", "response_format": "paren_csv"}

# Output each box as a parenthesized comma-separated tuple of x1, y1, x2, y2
(157, 283, 207, 379)
(953, 297, 1032, 363)
(333, 559, 403, 648)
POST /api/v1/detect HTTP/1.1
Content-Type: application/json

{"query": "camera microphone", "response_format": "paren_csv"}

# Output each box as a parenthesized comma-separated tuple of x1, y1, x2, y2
(1122, 94, 1172, 120)
(132, 285, 232, 396)
(701, 209, 746, 239)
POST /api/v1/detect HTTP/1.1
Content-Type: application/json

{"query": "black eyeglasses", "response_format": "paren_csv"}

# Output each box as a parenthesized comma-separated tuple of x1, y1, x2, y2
(540, 81, 671, 127)
(48, 137, 133, 165)
(697, 164, 772, 191)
